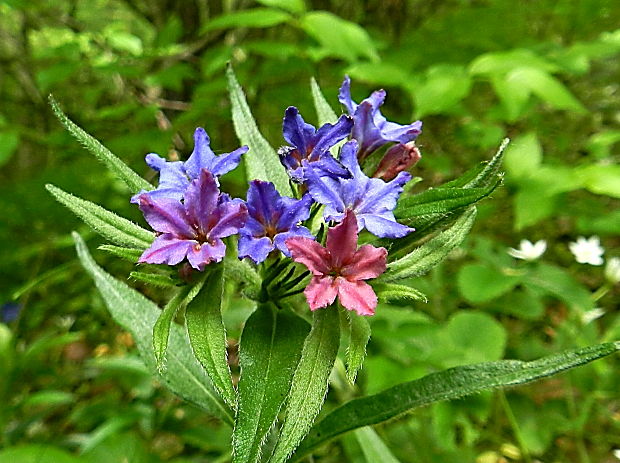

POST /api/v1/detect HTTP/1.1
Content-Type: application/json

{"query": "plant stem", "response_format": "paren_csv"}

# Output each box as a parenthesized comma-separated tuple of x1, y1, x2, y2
(498, 390, 532, 463)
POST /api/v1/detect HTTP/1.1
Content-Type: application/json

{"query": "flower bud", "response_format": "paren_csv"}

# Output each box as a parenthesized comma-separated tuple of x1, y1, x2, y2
(373, 142, 421, 181)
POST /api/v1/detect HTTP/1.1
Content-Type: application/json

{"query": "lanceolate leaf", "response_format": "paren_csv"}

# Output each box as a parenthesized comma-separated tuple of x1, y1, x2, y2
(233, 304, 310, 463)
(269, 308, 340, 463)
(373, 283, 428, 304)
(99, 245, 142, 262)
(73, 233, 233, 425)
(441, 138, 509, 190)
(185, 265, 237, 408)
(295, 342, 620, 459)
(153, 284, 199, 371)
(344, 310, 371, 384)
(49, 95, 153, 193)
(384, 207, 476, 276)
(130, 271, 178, 288)
(310, 77, 338, 125)
(355, 427, 402, 463)
(47, 184, 153, 249)
(226, 66, 293, 196)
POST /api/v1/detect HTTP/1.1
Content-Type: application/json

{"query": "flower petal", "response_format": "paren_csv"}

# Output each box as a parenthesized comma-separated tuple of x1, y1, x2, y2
(184, 128, 216, 179)
(287, 237, 331, 275)
(337, 279, 377, 316)
(359, 213, 413, 238)
(273, 226, 314, 256)
(276, 193, 313, 230)
(304, 276, 338, 310)
(238, 234, 274, 264)
(209, 145, 248, 177)
(326, 209, 358, 268)
(186, 238, 226, 270)
(246, 180, 280, 226)
(209, 200, 248, 239)
(144, 153, 189, 198)
(184, 169, 220, 234)
(283, 106, 316, 154)
(338, 75, 356, 114)
(310, 114, 354, 160)
(138, 195, 193, 236)
(139, 234, 193, 266)
(344, 244, 387, 280)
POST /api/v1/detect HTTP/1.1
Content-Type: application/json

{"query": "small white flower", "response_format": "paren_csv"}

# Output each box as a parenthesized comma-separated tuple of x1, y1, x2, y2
(569, 236, 604, 266)
(508, 239, 547, 261)
(581, 308, 605, 324)
(604, 257, 620, 284)
(613, 448, 620, 460)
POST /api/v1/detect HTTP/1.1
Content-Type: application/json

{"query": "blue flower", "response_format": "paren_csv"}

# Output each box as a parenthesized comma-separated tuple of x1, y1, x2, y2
(339, 76, 422, 160)
(238, 180, 314, 263)
(136, 169, 248, 271)
(131, 128, 247, 202)
(305, 140, 413, 238)
(278, 106, 353, 183)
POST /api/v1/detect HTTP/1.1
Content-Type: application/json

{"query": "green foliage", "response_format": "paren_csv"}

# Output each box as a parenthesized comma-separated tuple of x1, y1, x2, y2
(295, 342, 620, 459)
(270, 308, 340, 462)
(185, 265, 237, 408)
(73, 233, 234, 425)
(233, 304, 309, 463)
(343, 309, 371, 384)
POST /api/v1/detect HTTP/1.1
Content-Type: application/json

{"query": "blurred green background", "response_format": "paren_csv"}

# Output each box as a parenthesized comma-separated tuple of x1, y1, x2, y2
(1, 0, 619, 462)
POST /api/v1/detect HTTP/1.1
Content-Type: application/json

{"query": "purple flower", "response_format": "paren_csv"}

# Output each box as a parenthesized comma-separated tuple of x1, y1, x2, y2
(278, 106, 353, 183)
(136, 169, 248, 271)
(373, 141, 421, 180)
(1, 303, 22, 323)
(238, 180, 314, 263)
(339, 76, 422, 160)
(305, 140, 413, 238)
(131, 128, 248, 202)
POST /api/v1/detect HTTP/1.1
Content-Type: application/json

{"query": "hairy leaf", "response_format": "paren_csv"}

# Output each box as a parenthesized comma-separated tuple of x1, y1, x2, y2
(384, 208, 476, 278)
(226, 66, 292, 196)
(233, 304, 310, 463)
(73, 233, 233, 425)
(269, 308, 340, 462)
(47, 184, 153, 249)
(185, 265, 237, 408)
(49, 96, 152, 193)
(295, 342, 620, 459)
(310, 77, 338, 125)
(344, 311, 371, 384)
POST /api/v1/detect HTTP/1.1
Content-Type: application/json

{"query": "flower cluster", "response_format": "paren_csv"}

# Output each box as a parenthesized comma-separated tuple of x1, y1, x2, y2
(132, 78, 422, 315)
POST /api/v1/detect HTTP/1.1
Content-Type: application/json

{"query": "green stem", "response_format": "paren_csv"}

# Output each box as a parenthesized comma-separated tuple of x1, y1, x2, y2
(565, 374, 592, 463)
(498, 390, 532, 463)
(591, 284, 610, 302)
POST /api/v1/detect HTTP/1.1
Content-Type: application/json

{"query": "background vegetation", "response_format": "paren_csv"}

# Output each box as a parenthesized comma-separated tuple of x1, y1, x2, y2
(1, 0, 619, 461)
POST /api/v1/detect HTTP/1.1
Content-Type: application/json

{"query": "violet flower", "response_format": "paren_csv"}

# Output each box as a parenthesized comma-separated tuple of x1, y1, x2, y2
(373, 141, 421, 181)
(136, 169, 248, 270)
(278, 106, 353, 183)
(131, 128, 248, 202)
(238, 180, 314, 264)
(305, 140, 413, 238)
(286, 210, 387, 316)
(339, 76, 422, 160)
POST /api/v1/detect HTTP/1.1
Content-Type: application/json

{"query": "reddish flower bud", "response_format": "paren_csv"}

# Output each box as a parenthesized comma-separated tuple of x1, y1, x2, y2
(373, 142, 421, 181)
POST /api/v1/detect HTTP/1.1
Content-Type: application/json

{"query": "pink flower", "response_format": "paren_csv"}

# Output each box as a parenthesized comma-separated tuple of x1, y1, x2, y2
(286, 210, 387, 316)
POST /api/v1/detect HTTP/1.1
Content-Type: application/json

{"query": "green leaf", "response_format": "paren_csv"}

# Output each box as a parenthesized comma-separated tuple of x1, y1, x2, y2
(49, 96, 152, 193)
(0, 131, 19, 167)
(257, 0, 306, 14)
(506, 67, 587, 113)
(373, 283, 428, 304)
(300, 11, 379, 63)
(576, 164, 620, 198)
(202, 8, 291, 32)
(224, 258, 262, 300)
(226, 66, 292, 196)
(354, 427, 401, 463)
(233, 304, 310, 463)
(469, 49, 558, 76)
(269, 308, 340, 463)
(413, 65, 471, 118)
(99, 245, 142, 262)
(503, 133, 542, 179)
(185, 265, 236, 408)
(461, 138, 509, 189)
(396, 186, 499, 221)
(153, 285, 195, 371)
(344, 310, 371, 384)
(129, 271, 177, 288)
(383, 207, 476, 280)
(73, 233, 233, 425)
(0, 445, 83, 463)
(457, 264, 522, 304)
(295, 342, 620, 459)
(310, 77, 338, 125)
(47, 184, 153, 249)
